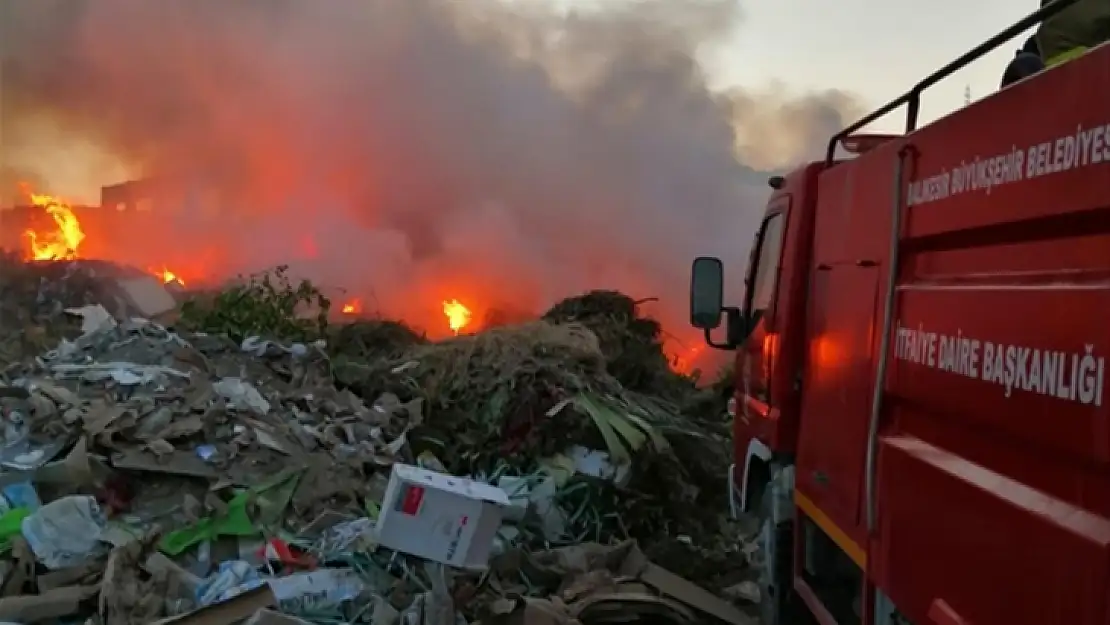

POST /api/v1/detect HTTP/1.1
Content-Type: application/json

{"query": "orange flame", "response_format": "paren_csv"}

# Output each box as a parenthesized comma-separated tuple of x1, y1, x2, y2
(341, 298, 362, 315)
(670, 344, 705, 375)
(442, 299, 472, 335)
(151, 267, 185, 286)
(19, 184, 194, 285)
(23, 190, 85, 261)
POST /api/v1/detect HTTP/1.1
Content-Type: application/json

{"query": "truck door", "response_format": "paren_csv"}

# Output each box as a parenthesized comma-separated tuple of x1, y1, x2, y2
(796, 261, 879, 532)
(738, 207, 787, 442)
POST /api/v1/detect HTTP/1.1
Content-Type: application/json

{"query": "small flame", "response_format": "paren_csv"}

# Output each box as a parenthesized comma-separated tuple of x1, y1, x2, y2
(671, 344, 705, 375)
(23, 189, 85, 261)
(442, 299, 472, 335)
(151, 267, 185, 286)
(341, 299, 362, 315)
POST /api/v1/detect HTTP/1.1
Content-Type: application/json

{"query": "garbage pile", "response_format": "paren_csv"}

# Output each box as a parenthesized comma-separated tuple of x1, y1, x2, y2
(333, 314, 735, 565)
(0, 261, 754, 625)
(0, 254, 181, 368)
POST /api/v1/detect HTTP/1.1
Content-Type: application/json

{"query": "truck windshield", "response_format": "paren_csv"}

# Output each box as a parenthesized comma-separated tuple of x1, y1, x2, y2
(747, 213, 785, 325)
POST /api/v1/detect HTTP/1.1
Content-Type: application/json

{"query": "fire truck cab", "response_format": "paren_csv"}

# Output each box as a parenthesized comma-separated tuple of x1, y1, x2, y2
(690, 3, 1110, 624)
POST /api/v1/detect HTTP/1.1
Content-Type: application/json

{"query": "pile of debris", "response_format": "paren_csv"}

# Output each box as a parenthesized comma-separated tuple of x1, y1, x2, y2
(0, 254, 180, 368)
(333, 320, 733, 559)
(0, 262, 754, 625)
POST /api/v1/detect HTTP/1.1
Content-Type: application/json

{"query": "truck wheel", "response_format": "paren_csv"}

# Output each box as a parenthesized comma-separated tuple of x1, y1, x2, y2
(757, 486, 810, 625)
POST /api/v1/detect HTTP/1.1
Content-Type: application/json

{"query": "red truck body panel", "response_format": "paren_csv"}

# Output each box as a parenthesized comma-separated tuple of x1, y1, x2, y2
(736, 42, 1110, 624)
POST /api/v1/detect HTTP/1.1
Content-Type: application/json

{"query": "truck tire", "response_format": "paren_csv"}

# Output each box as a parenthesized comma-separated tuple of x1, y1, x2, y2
(757, 486, 811, 625)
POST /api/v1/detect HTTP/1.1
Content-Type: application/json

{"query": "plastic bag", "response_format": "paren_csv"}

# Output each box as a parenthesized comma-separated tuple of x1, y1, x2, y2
(21, 495, 106, 569)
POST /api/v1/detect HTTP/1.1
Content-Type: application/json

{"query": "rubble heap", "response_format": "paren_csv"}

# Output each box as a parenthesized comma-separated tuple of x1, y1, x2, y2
(0, 253, 181, 368)
(0, 262, 756, 625)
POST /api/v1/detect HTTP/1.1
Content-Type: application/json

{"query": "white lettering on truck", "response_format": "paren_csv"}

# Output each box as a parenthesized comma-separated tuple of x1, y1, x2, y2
(906, 121, 1110, 207)
(894, 321, 1105, 406)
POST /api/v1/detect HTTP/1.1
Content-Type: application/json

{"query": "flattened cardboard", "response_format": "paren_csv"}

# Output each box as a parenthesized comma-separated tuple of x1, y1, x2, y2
(116, 275, 177, 317)
(112, 448, 218, 479)
(0, 585, 97, 622)
(152, 586, 276, 625)
(244, 608, 313, 625)
(37, 562, 101, 592)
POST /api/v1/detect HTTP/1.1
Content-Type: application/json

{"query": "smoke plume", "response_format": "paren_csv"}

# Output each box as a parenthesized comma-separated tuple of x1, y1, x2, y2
(0, 0, 863, 350)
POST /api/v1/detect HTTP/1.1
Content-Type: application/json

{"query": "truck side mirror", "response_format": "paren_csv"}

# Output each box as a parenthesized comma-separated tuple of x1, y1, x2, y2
(690, 256, 724, 330)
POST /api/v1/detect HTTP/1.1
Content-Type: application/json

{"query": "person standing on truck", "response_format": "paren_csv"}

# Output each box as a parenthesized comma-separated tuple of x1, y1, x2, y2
(1034, 0, 1110, 67)
(1000, 0, 1110, 88)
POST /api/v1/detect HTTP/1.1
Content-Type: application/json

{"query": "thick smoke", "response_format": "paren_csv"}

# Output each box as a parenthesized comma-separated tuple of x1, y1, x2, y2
(0, 0, 862, 345)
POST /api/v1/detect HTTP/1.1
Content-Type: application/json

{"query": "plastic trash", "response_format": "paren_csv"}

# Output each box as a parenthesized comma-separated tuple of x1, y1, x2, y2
(240, 337, 321, 359)
(312, 517, 375, 553)
(21, 495, 106, 569)
(213, 378, 271, 415)
(269, 569, 366, 615)
(0, 481, 41, 513)
(48, 362, 190, 385)
(196, 560, 262, 606)
(64, 304, 117, 335)
(1, 410, 28, 450)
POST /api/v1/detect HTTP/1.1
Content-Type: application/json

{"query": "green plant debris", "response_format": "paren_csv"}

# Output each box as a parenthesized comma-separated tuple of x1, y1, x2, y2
(179, 265, 331, 342)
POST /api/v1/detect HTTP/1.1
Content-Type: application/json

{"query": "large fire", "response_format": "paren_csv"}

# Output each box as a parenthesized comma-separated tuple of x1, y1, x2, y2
(19, 186, 189, 285)
(23, 191, 85, 261)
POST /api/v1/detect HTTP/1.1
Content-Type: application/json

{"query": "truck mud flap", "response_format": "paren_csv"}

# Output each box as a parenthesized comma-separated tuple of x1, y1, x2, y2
(873, 435, 1110, 625)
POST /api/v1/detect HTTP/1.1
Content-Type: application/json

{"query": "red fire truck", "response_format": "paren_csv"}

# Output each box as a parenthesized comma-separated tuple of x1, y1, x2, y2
(689, 2, 1110, 624)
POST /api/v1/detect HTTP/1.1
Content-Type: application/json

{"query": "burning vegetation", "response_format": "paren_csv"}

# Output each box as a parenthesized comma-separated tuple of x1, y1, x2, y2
(7, 178, 711, 391)
(7, 184, 705, 368)
(11, 185, 487, 339)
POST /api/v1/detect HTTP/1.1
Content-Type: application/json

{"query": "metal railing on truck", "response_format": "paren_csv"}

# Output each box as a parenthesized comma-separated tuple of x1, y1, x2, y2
(824, 0, 1079, 166)
(818, 0, 1081, 533)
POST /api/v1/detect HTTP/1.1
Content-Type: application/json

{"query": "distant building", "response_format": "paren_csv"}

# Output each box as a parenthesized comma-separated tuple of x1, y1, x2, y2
(101, 178, 160, 212)
(101, 177, 225, 217)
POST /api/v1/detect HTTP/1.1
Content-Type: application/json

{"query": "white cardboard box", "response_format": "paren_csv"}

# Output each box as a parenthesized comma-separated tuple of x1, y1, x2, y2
(375, 464, 511, 569)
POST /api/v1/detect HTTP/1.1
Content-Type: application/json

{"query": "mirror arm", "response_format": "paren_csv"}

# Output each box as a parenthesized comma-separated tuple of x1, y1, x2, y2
(704, 306, 743, 350)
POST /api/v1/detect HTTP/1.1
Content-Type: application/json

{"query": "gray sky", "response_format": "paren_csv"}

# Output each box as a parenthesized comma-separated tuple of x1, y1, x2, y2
(702, 0, 1035, 128)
